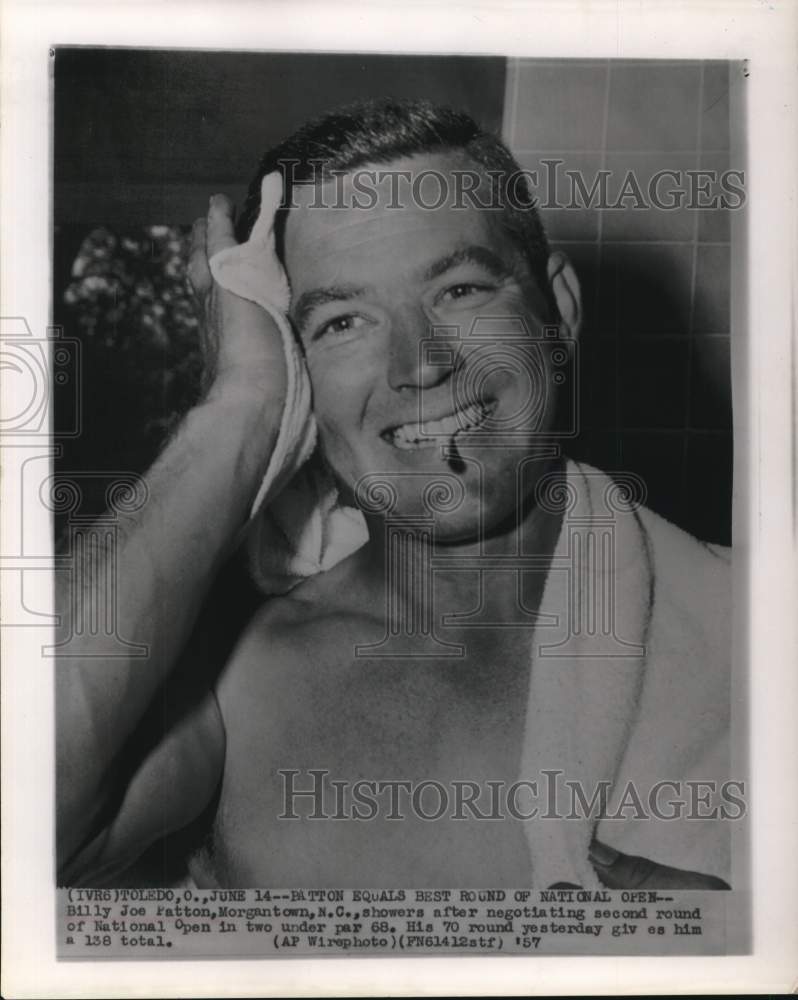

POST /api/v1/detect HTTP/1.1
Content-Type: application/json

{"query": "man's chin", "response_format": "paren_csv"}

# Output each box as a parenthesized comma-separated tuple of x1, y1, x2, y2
(341, 440, 525, 522)
(339, 443, 468, 504)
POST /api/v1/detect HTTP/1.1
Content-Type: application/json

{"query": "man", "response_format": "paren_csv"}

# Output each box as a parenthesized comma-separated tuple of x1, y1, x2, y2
(56, 99, 731, 890)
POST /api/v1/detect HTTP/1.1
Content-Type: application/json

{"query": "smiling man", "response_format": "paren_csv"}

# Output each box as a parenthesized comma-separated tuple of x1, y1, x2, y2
(56, 99, 733, 891)
(285, 156, 561, 529)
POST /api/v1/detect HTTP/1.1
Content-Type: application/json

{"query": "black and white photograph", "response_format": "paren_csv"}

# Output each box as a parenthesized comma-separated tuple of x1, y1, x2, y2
(2, 1, 797, 994)
(51, 46, 745, 946)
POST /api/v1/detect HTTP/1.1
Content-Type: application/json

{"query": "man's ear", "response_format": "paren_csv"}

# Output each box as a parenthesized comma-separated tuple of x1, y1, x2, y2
(547, 252, 582, 340)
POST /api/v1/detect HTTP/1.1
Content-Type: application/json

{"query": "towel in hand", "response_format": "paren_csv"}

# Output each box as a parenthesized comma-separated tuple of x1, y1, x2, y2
(208, 172, 368, 593)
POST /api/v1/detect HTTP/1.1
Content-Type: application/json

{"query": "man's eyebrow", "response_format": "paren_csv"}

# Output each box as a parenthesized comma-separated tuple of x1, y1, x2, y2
(420, 245, 514, 283)
(291, 246, 513, 329)
(292, 283, 367, 329)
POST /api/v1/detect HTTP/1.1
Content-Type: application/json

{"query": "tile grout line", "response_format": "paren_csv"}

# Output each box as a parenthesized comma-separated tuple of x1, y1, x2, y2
(549, 239, 731, 247)
(682, 60, 706, 514)
(502, 56, 521, 149)
(596, 60, 618, 452)
(512, 147, 731, 155)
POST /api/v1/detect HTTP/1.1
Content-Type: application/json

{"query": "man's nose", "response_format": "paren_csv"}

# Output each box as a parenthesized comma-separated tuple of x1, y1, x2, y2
(386, 304, 457, 392)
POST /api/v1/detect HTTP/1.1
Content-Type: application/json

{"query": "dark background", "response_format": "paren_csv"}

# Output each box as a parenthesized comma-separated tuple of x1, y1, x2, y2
(53, 49, 734, 544)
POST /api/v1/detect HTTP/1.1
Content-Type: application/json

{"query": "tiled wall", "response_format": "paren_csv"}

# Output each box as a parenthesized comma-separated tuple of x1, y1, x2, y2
(504, 60, 734, 544)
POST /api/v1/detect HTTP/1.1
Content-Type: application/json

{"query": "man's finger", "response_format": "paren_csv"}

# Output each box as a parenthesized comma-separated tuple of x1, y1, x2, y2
(206, 193, 238, 259)
(187, 217, 212, 296)
(589, 840, 729, 890)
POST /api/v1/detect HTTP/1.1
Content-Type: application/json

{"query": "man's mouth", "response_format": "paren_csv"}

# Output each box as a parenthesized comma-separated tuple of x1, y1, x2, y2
(383, 399, 497, 450)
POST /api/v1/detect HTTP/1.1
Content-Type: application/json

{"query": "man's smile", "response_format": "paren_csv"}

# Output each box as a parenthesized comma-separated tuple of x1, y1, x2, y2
(381, 398, 497, 450)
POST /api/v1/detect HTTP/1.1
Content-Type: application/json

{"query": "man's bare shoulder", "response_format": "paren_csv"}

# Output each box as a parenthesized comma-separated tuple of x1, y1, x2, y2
(222, 551, 381, 678)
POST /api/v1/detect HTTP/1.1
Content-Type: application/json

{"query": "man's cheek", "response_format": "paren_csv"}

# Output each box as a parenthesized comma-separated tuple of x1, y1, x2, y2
(314, 419, 366, 496)
(307, 365, 346, 424)
(307, 352, 372, 396)
(311, 390, 365, 472)
(310, 368, 357, 423)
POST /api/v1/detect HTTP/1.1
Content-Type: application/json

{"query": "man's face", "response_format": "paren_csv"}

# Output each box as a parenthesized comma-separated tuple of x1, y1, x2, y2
(284, 152, 560, 540)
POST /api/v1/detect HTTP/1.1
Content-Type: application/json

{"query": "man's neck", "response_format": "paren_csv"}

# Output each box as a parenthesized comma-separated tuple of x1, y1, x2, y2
(357, 455, 567, 627)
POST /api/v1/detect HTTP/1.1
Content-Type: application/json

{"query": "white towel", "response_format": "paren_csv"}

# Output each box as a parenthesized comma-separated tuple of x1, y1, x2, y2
(522, 462, 731, 887)
(208, 173, 368, 593)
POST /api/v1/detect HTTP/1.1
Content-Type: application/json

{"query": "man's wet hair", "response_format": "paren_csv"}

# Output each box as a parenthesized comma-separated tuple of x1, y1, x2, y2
(236, 97, 555, 317)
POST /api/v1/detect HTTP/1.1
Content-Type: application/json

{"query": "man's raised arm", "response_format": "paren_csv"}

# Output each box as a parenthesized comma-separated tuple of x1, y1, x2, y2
(56, 195, 285, 876)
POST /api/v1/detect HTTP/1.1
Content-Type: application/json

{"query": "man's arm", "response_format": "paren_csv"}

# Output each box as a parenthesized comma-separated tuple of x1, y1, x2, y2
(56, 195, 285, 875)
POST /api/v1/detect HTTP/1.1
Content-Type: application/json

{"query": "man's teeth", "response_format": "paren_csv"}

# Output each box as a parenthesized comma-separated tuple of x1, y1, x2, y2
(390, 401, 493, 450)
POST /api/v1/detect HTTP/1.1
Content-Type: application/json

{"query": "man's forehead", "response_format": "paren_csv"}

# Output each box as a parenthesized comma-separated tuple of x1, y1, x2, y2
(289, 149, 489, 209)
(282, 152, 508, 277)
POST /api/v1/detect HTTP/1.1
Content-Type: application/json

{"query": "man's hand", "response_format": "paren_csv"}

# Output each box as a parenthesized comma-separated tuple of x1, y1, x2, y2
(188, 193, 287, 406)
(588, 839, 730, 890)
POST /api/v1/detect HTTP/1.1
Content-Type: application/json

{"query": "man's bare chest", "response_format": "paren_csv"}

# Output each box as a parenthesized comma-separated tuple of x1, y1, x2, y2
(199, 619, 537, 887)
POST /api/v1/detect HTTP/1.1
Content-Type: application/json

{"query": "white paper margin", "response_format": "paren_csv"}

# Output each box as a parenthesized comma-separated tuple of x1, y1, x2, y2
(2, 0, 796, 995)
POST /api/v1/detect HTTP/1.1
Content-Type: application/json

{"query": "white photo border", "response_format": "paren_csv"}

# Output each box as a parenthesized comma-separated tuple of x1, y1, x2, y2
(2, 0, 796, 995)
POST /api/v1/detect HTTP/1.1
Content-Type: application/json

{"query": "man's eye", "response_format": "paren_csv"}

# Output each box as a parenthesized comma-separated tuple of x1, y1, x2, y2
(316, 314, 367, 339)
(439, 282, 494, 304)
